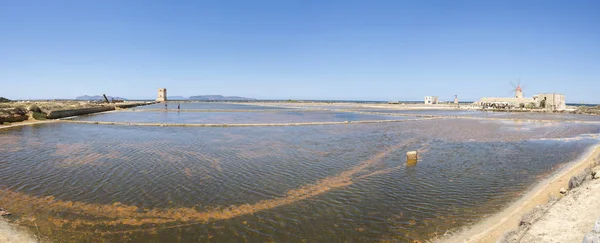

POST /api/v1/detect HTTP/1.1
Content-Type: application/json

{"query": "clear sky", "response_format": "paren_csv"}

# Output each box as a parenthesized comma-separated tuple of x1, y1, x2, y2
(1, 1, 599, 102)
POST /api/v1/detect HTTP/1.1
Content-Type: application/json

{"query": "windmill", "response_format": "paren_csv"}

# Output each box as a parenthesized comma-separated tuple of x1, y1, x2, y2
(510, 79, 525, 99)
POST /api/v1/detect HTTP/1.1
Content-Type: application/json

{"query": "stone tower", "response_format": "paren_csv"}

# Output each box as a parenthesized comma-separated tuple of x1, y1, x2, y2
(515, 85, 523, 99)
(156, 88, 167, 102)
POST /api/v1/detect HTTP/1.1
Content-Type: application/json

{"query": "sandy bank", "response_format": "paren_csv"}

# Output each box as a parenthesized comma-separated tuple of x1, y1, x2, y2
(0, 120, 58, 131)
(439, 143, 600, 243)
(0, 219, 37, 243)
(519, 168, 600, 242)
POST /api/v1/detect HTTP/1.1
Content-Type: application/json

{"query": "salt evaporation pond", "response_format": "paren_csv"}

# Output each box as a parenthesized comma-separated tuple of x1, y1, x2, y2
(471, 111, 600, 122)
(70, 110, 407, 124)
(360, 109, 490, 117)
(360, 109, 600, 122)
(1, 110, 600, 242)
(134, 102, 289, 110)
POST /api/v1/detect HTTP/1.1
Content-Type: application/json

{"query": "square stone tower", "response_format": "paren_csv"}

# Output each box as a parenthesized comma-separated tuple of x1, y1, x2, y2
(156, 88, 167, 102)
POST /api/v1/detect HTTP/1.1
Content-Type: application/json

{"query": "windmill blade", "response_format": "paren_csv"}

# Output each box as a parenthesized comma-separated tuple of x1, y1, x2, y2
(510, 81, 517, 89)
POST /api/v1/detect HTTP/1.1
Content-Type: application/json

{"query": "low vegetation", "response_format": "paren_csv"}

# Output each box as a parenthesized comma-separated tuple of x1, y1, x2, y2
(0, 97, 11, 103)
(1, 101, 106, 114)
(1, 101, 110, 123)
(31, 112, 46, 120)
(0, 107, 28, 124)
(575, 106, 600, 115)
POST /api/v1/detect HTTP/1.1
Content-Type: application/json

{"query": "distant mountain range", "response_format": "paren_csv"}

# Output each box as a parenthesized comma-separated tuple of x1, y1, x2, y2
(167, 95, 256, 101)
(76, 95, 254, 101)
(76, 95, 127, 101)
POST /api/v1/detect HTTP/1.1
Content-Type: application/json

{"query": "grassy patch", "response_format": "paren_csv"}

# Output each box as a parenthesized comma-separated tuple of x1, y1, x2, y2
(32, 112, 47, 120)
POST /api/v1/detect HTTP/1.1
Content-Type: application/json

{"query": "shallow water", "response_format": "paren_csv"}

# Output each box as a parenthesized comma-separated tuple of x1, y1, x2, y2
(135, 102, 288, 110)
(474, 111, 600, 121)
(71, 110, 408, 124)
(1, 111, 600, 242)
(359, 109, 600, 122)
(360, 109, 488, 117)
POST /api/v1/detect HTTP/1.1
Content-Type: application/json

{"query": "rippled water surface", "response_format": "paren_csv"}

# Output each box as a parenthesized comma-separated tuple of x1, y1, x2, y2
(1, 109, 600, 242)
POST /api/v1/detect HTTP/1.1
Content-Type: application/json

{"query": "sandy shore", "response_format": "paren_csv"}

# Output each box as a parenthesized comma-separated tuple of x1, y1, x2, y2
(0, 219, 37, 243)
(519, 169, 600, 242)
(439, 143, 600, 243)
(0, 120, 58, 131)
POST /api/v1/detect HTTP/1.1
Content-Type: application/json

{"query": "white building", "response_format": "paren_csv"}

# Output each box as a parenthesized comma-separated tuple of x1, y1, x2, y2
(424, 96, 439, 105)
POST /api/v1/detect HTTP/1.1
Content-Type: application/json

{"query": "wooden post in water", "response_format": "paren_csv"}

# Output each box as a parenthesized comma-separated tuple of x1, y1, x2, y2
(406, 151, 418, 165)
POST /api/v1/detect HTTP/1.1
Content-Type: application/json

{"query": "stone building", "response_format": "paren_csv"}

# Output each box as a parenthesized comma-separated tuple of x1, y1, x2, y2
(156, 88, 167, 102)
(534, 93, 566, 111)
(475, 86, 566, 111)
(424, 96, 439, 105)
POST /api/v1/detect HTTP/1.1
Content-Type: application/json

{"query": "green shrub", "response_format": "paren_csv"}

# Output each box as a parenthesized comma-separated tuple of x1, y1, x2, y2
(32, 112, 47, 120)
(525, 103, 535, 109)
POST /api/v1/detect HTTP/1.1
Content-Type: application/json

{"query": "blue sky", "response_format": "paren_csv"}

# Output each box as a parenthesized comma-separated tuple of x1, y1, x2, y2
(1, 1, 599, 102)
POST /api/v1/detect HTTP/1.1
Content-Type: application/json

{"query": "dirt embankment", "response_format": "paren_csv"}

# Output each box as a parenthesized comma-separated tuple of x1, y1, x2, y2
(0, 101, 153, 126)
(1, 101, 107, 124)
(0, 107, 28, 124)
(516, 169, 600, 243)
(575, 106, 600, 116)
